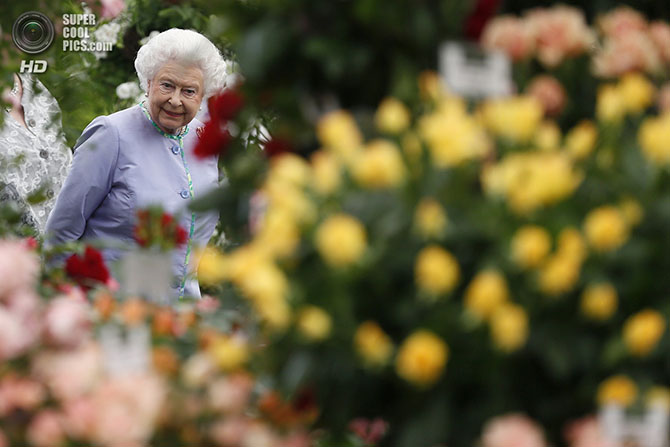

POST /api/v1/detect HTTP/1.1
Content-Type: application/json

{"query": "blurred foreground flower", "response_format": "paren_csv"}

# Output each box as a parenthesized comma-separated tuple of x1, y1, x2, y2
(395, 330, 449, 387)
(597, 375, 638, 407)
(623, 309, 666, 356)
(480, 413, 547, 447)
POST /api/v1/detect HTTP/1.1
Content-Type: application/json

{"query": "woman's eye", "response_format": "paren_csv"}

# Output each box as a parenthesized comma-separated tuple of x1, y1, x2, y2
(160, 82, 173, 90)
(183, 89, 196, 97)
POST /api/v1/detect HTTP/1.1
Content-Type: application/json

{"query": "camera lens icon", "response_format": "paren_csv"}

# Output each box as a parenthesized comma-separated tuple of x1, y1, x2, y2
(12, 12, 55, 54)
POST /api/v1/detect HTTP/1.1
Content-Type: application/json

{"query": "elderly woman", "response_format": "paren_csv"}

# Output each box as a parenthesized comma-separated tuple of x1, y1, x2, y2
(45, 29, 228, 301)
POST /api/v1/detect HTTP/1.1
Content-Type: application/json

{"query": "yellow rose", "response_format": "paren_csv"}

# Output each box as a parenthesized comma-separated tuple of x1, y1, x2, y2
(623, 309, 666, 356)
(414, 245, 460, 296)
(197, 246, 228, 285)
(583, 206, 629, 253)
(638, 114, 670, 165)
(511, 225, 552, 269)
(316, 110, 362, 162)
(402, 131, 423, 163)
(418, 70, 447, 103)
(236, 259, 288, 305)
(268, 153, 312, 188)
(581, 282, 618, 321)
(464, 270, 509, 321)
(597, 375, 638, 407)
(534, 121, 561, 152)
(565, 120, 598, 160)
(597, 84, 626, 123)
(354, 321, 394, 367)
(352, 140, 406, 188)
(252, 294, 291, 331)
(619, 72, 655, 114)
(413, 198, 448, 240)
(481, 95, 544, 143)
(395, 330, 449, 386)
(310, 150, 341, 195)
(538, 253, 581, 296)
(208, 335, 249, 371)
(618, 197, 644, 227)
(490, 303, 529, 352)
(556, 227, 586, 263)
(375, 97, 411, 134)
(296, 306, 332, 341)
(254, 209, 300, 259)
(315, 214, 367, 268)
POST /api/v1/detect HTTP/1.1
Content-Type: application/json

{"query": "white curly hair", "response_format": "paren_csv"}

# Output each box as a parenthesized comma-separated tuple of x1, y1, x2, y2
(134, 28, 229, 99)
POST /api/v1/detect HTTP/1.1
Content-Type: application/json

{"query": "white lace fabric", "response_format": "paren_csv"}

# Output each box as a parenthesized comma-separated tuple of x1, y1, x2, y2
(0, 74, 72, 232)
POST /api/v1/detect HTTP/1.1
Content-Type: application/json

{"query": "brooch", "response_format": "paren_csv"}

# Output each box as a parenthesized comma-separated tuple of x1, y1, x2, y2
(196, 126, 204, 139)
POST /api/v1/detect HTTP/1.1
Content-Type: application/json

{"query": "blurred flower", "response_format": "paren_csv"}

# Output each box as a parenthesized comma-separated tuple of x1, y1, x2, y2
(65, 246, 110, 291)
(511, 225, 551, 269)
(253, 210, 301, 259)
(565, 120, 598, 160)
(597, 375, 637, 407)
(483, 152, 581, 214)
(657, 83, 670, 113)
(198, 246, 228, 285)
(354, 321, 394, 367)
(564, 415, 610, 447)
(481, 15, 534, 62)
(375, 97, 411, 134)
(352, 140, 406, 188)
(263, 137, 292, 158)
(182, 353, 217, 388)
(0, 239, 39, 299)
(490, 303, 529, 352)
(349, 418, 389, 446)
(44, 295, 91, 348)
(623, 309, 666, 356)
(419, 98, 489, 167)
(152, 345, 179, 375)
(32, 342, 102, 401)
(646, 386, 670, 409)
(649, 21, 670, 64)
(115, 81, 140, 100)
(138, 30, 160, 46)
(464, 270, 509, 321)
(0, 429, 6, 447)
(193, 120, 232, 158)
(618, 196, 644, 227)
(296, 306, 332, 341)
(208, 372, 254, 414)
(581, 283, 618, 321)
(395, 329, 449, 386)
(0, 293, 41, 361)
(538, 252, 581, 295)
(597, 6, 647, 37)
(556, 227, 586, 262)
(208, 335, 249, 371)
(27, 410, 65, 447)
(414, 245, 460, 296)
(638, 113, 670, 165)
(310, 150, 341, 195)
(534, 121, 561, 152)
(619, 72, 655, 114)
(120, 298, 147, 326)
(317, 110, 363, 163)
(481, 413, 546, 447)
(526, 75, 566, 117)
(210, 415, 250, 446)
(418, 71, 448, 103)
(413, 198, 448, 240)
(268, 153, 312, 188)
(596, 84, 626, 123)
(315, 214, 367, 268)
(0, 376, 46, 414)
(593, 30, 662, 78)
(481, 96, 543, 143)
(583, 206, 629, 253)
(101, 0, 126, 19)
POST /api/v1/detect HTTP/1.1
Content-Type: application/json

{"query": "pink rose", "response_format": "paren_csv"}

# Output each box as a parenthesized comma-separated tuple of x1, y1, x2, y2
(210, 415, 251, 446)
(101, 0, 126, 19)
(649, 21, 670, 64)
(208, 373, 254, 414)
(564, 415, 613, 447)
(0, 240, 39, 299)
(597, 6, 648, 38)
(44, 296, 91, 348)
(61, 397, 96, 439)
(196, 294, 221, 313)
(349, 417, 389, 445)
(481, 413, 547, 447)
(526, 75, 567, 117)
(481, 15, 534, 62)
(0, 303, 40, 361)
(525, 6, 593, 68)
(32, 342, 102, 401)
(593, 30, 662, 77)
(26, 410, 65, 447)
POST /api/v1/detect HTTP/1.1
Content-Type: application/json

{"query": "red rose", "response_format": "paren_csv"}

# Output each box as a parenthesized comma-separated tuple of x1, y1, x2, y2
(263, 137, 292, 158)
(194, 120, 232, 159)
(65, 246, 110, 290)
(175, 226, 188, 246)
(208, 89, 244, 122)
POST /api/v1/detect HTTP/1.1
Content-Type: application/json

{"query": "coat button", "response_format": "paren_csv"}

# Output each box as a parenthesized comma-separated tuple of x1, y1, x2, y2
(171, 145, 180, 155)
(28, 119, 36, 127)
(39, 149, 49, 159)
(46, 189, 54, 198)
(180, 189, 190, 199)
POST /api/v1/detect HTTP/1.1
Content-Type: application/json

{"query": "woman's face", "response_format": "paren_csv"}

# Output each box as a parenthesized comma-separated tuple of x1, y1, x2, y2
(146, 60, 204, 134)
